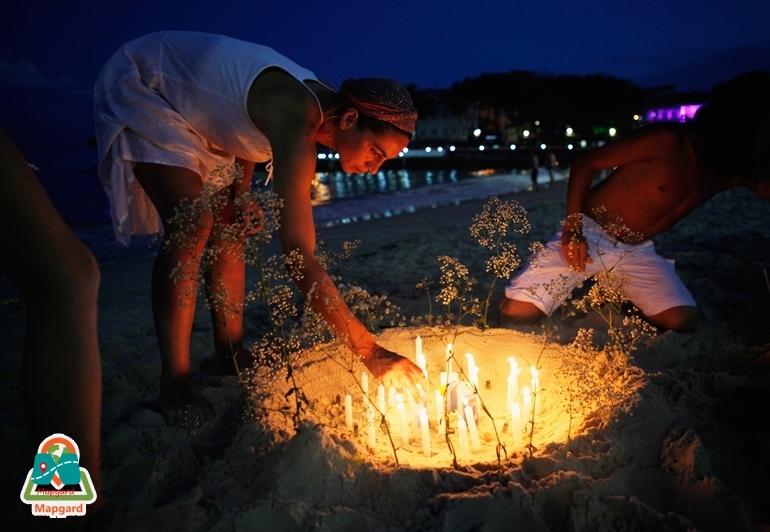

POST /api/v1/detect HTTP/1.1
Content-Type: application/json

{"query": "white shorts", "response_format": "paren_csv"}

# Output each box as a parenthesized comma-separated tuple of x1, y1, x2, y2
(504, 216, 695, 317)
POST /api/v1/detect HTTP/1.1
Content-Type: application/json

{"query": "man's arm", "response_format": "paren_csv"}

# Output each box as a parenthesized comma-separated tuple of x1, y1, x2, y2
(562, 123, 682, 269)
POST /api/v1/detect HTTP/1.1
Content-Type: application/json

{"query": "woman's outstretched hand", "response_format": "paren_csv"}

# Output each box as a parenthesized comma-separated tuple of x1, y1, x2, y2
(362, 344, 426, 399)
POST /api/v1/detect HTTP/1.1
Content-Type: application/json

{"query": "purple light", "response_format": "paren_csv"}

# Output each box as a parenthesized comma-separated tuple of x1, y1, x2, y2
(646, 104, 702, 123)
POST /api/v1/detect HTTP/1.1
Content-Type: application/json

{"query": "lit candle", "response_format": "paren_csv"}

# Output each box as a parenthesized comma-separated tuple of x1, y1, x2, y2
(415, 334, 423, 358)
(511, 402, 522, 449)
(344, 393, 353, 430)
(416, 352, 427, 377)
(530, 366, 539, 395)
(435, 390, 445, 436)
(457, 417, 470, 461)
(463, 399, 481, 450)
(362, 372, 369, 406)
(507, 357, 519, 410)
(465, 353, 479, 388)
(530, 366, 540, 415)
(367, 404, 376, 448)
(523, 386, 532, 418)
(396, 393, 409, 445)
(388, 386, 396, 407)
(377, 383, 386, 413)
(419, 407, 431, 458)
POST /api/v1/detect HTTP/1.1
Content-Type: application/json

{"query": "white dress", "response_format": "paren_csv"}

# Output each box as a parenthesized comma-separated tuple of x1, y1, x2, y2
(94, 31, 326, 244)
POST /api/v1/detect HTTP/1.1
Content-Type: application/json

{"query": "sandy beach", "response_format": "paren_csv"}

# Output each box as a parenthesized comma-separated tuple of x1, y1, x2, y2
(2, 179, 770, 531)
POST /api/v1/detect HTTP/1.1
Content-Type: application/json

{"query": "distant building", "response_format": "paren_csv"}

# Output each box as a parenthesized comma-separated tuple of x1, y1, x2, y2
(645, 104, 702, 123)
(413, 105, 469, 144)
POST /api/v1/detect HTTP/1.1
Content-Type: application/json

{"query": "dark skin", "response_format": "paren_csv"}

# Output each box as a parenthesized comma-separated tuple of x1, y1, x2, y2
(134, 68, 424, 425)
(0, 125, 204, 530)
(500, 122, 770, 331)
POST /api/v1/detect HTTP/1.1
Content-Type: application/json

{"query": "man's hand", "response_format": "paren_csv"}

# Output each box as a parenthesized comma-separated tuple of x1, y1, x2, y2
(561, 226, 592, 272)
(362, 344, 426, 400)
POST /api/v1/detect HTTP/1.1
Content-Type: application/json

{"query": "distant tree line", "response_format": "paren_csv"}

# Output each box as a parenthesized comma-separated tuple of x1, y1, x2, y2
(406, 70, 709, 142)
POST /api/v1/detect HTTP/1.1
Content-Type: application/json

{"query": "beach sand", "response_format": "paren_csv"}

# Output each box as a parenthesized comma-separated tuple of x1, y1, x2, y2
(2, 181, 770, 531)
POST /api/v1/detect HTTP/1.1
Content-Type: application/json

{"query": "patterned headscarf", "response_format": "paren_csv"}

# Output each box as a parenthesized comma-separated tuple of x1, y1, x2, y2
(339, 78, 418, 135)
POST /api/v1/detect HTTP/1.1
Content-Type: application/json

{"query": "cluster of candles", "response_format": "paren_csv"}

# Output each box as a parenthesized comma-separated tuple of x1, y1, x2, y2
(342, 335, 540, 460)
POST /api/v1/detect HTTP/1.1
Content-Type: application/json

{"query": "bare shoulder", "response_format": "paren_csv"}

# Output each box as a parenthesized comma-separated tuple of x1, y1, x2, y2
(618, 122, 690, 153)
(246, 68, 321, 137)
(575, 122, 692, 171)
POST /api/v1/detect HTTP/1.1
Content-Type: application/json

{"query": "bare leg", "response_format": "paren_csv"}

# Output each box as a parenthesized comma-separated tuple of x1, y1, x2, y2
(498, 297, 546, 326)
(0, 127, 103, 509)
(133, 163, 215, 427)
(203, 186, 248, 375)
(645, 305, 697, 333)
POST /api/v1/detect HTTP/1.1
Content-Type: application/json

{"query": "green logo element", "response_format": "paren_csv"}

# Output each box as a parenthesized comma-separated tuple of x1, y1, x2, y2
(19, 433, 96, 518)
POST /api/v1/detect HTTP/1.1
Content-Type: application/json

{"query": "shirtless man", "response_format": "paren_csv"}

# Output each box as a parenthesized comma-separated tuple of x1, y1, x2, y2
(500, 70, 770, 332)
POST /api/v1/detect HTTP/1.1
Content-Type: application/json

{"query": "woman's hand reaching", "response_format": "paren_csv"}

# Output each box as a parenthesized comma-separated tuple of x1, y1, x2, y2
(362, 344, 426, 399)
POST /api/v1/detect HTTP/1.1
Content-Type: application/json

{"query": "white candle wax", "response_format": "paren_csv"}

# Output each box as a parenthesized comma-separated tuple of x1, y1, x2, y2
(465, 353, 479, 388)
(367, 404, 376, 448)
(416, 353, 427, 377)
(396, 394, 409, 445)
(511, 402, 522, 449)
(388, 386, 397, 407)
(377, 383, 386, 413)
(435, 390, 445, 436)
(463, 401, 481, 450)
(530, 366, 539, 395)
(523, 386, 532, 418)
(419, 407, 431, 458)
(344, 393, 353, 430)
(458, 417, 470, 461)
(362, 372, 369, 394)
(415, 334, 423, 358)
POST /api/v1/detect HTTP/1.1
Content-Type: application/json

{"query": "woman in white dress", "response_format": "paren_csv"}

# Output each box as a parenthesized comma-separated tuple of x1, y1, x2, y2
(95, 31, 423, 426)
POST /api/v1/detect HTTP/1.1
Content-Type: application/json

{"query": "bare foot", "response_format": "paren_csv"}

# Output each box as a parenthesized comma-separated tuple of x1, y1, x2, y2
(159, 381, 214, 430)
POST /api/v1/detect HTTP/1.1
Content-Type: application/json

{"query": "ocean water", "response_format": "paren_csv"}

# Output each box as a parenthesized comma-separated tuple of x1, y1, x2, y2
(35, 166, 567, 265)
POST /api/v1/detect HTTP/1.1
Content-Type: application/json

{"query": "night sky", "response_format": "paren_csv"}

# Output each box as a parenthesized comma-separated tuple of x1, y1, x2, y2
(2, 0, 769, 171)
